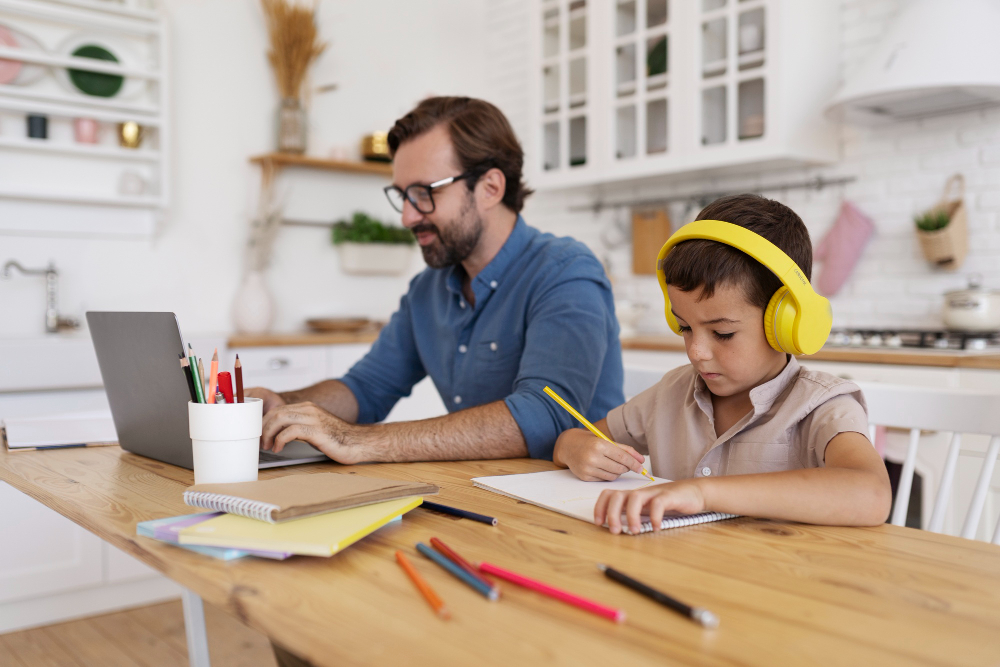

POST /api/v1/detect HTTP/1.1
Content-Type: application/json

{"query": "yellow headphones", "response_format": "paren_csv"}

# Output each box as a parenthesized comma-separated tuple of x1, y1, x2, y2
(655, 219, 832, 355)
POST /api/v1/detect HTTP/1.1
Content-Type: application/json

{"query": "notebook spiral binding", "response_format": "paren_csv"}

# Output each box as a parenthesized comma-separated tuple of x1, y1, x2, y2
(184, 491, 281, 523)
(623, 511, 738, 535)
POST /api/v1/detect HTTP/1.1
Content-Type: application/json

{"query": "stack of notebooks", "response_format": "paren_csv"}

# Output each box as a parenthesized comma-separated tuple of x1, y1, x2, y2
(137, 473, 438, 560)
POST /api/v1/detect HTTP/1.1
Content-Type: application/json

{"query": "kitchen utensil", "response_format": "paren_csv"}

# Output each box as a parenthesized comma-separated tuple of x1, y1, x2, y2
(74, 117, 100, 143)
(0, 24, 46, 86)
(305, 317, 379, 334)
(361, 132, 391, 162)
(54, 33, 144, 99)
(943, 275, 1000, 332)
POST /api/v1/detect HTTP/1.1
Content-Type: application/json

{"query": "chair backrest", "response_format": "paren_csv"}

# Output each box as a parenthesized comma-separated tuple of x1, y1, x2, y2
(856, 381, 1000, 544)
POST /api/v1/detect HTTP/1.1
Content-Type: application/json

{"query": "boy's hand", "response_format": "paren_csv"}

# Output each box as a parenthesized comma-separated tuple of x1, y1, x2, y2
(595, 480, 708, 534)
(553, 428, 645, 481)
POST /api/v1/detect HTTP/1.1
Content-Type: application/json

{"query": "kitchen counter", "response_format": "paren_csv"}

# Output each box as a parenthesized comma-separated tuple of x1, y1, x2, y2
(226, 332, 1000, 370)
(621, 335, 1000, 371)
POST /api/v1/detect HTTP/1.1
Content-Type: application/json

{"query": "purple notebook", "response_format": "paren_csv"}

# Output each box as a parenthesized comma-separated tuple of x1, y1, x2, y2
(138, 513, 291, 560)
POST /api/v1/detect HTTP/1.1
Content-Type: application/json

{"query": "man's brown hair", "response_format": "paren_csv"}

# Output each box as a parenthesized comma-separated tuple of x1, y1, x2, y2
(660, 194, 813, 310)
(387, 96, 533, 213)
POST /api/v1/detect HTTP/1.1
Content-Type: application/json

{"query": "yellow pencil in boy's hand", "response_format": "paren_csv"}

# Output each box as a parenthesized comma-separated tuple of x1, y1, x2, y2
(543, 385, 654, 482)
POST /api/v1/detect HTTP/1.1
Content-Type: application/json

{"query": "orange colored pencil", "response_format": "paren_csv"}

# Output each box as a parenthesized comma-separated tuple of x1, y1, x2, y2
(396, 550, 450, 620)
(207, 349, 219, 404)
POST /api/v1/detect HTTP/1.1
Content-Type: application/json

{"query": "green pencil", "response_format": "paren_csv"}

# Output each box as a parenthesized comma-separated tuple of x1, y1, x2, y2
(188, 343, 205, 403)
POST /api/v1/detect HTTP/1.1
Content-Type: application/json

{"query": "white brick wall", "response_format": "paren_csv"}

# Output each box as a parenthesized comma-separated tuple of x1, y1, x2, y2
(487, 0, 1000, 333)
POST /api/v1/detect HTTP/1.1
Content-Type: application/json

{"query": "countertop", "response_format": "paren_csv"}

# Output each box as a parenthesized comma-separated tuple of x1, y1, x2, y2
(227, 332, 1000, 370)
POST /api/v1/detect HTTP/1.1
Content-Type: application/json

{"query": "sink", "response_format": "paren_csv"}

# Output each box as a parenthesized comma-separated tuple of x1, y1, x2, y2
(0, 335, 102, 393)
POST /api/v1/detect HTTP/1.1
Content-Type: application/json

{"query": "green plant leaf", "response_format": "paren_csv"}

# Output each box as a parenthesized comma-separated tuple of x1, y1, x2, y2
(332, 211, 416, 245)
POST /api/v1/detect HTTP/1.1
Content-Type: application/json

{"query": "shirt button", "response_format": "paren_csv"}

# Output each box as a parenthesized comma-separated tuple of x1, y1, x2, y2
(701, 467, 712, 477)
(490, 342, 498, 351)
(460, 301, 466, 309)
(490, 280, 498, 289)
(453, 395, 462, 404)
(458, 345, 468, 354)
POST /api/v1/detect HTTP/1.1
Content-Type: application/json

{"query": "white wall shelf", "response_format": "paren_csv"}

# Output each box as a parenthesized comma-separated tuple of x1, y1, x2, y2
(0, 136, 160, 161)
(0, 0, 169, 236)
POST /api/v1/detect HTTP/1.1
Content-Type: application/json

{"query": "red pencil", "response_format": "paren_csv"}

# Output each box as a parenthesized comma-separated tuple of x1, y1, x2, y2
(217, 372, 234, 404)
(430, 537, 499, 596)
(234, 354, 244, 403)
(478, 562, 625, 623)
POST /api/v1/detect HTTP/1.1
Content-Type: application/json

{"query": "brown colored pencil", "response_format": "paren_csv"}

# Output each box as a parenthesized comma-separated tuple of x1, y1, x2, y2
(235, 354, 244, 403)
(198, 357, 207, 400)
(396, 550, 450, 619)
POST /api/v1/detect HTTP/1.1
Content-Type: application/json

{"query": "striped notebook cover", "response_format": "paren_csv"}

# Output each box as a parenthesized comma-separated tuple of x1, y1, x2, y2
(472, 463, 736, 535)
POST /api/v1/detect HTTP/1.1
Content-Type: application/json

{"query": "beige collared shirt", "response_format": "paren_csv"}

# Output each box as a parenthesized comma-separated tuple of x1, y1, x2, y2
(606, 357, 870, 480)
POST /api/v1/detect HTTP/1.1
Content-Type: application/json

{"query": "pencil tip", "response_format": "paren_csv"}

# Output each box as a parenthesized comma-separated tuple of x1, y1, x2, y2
(212, 349, 218, 360)
(596, 563, 607, 572)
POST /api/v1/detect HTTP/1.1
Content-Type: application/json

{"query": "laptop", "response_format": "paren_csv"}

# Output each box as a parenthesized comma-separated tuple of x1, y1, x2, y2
(86, 312, 329, 470)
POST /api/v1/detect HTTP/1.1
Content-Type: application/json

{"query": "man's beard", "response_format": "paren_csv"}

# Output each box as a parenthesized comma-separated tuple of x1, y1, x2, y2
(412, 195, 484, 269)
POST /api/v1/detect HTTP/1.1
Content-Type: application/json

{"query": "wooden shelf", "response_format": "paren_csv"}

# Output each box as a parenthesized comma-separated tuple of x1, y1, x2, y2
(249, 153, 393, 177)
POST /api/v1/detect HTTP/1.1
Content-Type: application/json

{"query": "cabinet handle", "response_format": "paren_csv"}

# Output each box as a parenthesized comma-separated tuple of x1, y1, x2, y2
(268, 358, 291, 370)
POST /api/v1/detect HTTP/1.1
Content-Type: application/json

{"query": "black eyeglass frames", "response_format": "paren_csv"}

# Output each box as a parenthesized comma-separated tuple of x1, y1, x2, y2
(383, 171, 475, 215)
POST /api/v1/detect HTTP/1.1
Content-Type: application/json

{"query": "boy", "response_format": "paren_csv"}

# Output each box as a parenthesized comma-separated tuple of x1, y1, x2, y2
(553, 194, 892, 534)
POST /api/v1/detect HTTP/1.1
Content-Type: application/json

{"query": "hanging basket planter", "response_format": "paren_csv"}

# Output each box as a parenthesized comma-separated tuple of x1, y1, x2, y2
(915, 174, 968, 270)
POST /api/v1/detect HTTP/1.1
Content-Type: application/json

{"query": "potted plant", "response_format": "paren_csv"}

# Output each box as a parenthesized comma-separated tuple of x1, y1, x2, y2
(333, 212, 416, 275)
(914, 174, 968, 270)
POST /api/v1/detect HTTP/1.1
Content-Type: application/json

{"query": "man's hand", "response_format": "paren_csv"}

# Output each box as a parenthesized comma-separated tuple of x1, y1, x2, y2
(245, 386, 286, 415)
(261, 402, 367, 465)
(594, 480, 708, 534)
(553, 428, 644, 481)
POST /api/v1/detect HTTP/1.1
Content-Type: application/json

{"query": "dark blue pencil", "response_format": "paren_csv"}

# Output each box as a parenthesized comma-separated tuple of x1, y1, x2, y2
(416, 542, 498, 601)
(421, 500, 498, 526)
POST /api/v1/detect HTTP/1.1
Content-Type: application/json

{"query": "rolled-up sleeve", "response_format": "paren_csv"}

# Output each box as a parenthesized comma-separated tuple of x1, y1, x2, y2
(504, 257, 617, 459)
(805, 392, 870, 466)
(340, 291, 427, 424)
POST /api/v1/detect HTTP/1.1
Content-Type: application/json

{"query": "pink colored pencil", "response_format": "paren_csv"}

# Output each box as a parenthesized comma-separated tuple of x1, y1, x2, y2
(478, 562, 625, 623)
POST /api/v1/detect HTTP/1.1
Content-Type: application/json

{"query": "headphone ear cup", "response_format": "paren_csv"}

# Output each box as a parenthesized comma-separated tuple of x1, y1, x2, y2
(764, 286, 800, 354)
(664, 294, 681, 334)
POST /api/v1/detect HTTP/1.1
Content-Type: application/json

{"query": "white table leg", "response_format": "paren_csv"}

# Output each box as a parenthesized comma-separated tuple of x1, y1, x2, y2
(182, 588, 211, 667)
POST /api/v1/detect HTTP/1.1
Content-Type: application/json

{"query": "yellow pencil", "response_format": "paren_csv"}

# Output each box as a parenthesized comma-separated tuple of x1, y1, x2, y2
(543, 385, 654, 481)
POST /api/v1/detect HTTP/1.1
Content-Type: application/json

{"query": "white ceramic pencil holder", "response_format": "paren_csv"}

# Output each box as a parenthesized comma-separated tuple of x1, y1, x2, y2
(188, 397, 262, 485)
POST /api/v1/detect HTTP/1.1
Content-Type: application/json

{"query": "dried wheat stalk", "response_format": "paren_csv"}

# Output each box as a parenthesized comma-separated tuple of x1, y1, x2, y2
(261, 0, 327, 100)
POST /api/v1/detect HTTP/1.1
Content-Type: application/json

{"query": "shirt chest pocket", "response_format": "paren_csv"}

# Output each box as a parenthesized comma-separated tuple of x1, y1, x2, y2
(726, 439, 795, 475)
(460, 339, 522, 399)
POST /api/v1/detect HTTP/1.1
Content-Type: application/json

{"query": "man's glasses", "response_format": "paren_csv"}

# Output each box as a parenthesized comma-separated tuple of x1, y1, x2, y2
(383, 171, 475, 214)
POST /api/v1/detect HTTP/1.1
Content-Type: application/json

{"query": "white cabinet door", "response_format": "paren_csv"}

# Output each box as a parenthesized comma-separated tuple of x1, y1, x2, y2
(0, 482, 103, 604)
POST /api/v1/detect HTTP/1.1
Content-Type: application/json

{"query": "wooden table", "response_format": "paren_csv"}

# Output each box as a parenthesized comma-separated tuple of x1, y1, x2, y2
(2, 446, 1000, 666)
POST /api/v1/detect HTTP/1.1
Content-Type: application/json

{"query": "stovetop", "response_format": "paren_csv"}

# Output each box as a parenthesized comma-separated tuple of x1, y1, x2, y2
(827, 329, 1000, 351)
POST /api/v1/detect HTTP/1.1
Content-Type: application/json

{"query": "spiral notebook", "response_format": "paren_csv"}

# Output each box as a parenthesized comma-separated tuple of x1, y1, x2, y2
(472, 462, 736, 535)
(184, 472, 438, 523)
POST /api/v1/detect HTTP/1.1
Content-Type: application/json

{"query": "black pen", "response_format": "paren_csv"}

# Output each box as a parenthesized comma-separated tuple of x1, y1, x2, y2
(421, 500, 498, 526)
(598, 564, 719, 629)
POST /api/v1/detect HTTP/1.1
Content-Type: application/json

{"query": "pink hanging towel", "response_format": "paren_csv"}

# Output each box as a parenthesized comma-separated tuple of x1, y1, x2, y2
(813, 201, 875, 297)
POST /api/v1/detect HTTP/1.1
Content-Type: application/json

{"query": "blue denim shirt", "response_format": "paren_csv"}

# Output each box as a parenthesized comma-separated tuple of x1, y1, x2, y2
(339, 216, 624, 460)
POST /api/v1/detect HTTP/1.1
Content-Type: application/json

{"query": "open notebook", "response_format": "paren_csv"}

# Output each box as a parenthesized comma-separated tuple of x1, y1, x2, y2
(2, 413, 117, 451)
(472, 460, 736, 535)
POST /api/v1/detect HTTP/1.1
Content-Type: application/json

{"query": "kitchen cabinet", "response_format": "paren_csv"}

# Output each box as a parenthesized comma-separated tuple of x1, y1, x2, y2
(529, 0, 839, 190)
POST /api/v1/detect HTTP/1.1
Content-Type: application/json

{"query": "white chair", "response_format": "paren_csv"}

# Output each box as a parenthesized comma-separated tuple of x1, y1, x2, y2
(857, 381, 1000, 544)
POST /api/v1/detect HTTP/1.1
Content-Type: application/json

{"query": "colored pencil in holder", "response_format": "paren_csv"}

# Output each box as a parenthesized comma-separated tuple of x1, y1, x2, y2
(417, 542, 498, 601)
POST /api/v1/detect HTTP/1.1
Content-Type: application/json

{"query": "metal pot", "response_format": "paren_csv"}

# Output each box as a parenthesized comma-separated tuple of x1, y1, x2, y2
(943, 275, 1000, 332)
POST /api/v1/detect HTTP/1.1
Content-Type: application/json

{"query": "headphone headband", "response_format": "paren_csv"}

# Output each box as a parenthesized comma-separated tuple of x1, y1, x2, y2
(655, 219, 832, 355)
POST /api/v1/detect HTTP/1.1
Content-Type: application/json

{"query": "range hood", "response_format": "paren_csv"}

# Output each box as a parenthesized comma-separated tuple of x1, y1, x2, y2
(826, 0, 1000, 124)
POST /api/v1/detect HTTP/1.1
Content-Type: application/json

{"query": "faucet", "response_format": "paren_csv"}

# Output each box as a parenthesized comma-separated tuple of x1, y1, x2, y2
(1, 260, 80, 333)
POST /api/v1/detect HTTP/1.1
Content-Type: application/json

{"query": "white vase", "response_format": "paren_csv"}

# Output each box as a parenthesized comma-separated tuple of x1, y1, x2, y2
(232, 269, 276, 334)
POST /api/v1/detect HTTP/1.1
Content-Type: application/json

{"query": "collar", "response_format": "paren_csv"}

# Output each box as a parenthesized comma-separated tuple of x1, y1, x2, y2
(445, 215, 530, 305)
(692, 355, 800, 423)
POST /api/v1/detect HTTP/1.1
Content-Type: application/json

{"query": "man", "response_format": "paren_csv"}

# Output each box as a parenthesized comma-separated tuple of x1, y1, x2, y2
(249, 96, 623, 464)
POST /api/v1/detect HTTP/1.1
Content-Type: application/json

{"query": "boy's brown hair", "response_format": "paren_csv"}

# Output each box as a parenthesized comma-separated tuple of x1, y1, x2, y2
(387, 96, 533, 213)
(660, 194, 812, 310)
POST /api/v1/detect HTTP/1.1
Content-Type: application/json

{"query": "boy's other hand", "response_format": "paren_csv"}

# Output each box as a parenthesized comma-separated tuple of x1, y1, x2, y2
(595, 480, 708, 534)
(553, 428, 645, 481)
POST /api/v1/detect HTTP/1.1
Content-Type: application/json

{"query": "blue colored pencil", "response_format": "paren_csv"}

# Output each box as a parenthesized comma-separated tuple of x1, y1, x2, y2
(416, 542, 499, 601)
(421, 500, 498, 526)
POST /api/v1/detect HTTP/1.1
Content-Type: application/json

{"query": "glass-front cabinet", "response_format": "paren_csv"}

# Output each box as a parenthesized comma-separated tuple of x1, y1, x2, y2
(530, 0, 839, 189)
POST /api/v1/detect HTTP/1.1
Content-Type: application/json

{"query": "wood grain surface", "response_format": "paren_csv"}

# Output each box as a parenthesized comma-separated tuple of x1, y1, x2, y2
(2, 446, 999, 666)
